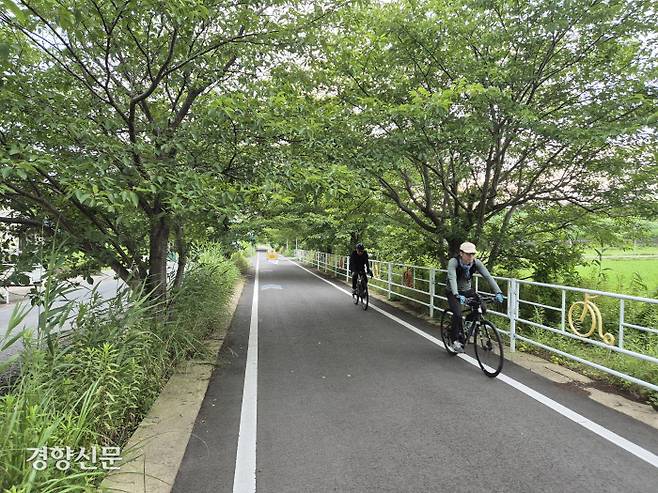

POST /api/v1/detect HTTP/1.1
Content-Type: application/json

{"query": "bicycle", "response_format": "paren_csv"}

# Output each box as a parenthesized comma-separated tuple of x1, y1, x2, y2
(439, 293, 504, 377)
(352, 271, 369, 310)
(567, 293, 615, 345)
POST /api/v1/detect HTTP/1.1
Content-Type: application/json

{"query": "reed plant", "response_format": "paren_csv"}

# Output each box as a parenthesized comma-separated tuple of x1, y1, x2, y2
(0, 244, 241, 491)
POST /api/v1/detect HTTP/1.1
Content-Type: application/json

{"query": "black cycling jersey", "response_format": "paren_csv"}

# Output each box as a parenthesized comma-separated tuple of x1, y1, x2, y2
(349, 250, 371, 273)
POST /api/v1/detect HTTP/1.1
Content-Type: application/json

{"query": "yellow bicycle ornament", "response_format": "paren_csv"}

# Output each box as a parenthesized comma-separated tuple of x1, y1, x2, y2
(372, 262, 380, 279)
(567, 294, 615, 345)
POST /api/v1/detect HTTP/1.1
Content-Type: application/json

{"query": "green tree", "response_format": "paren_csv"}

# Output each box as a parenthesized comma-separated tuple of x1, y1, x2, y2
(309, 0, 657, 266)
(0, 0, 321, 299)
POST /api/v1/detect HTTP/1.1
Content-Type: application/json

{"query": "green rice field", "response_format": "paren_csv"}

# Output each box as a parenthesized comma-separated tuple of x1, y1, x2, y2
(577, 250, 658, 296)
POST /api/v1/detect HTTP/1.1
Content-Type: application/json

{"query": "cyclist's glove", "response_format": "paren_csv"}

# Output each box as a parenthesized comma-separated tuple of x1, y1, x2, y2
(495, 292, 504, 304)
(368, 270, 373, 278)
(457, 294, 466, 304)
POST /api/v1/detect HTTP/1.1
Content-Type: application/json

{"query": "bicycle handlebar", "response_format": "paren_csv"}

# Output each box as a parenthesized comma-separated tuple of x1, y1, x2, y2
(465, 293, 500, 304)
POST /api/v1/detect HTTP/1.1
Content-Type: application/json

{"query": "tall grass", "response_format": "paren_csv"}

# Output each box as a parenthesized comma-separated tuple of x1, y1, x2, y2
(0, 244, 241, 491)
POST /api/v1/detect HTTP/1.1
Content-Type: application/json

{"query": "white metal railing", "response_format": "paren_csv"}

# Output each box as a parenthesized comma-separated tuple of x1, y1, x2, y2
(293, 249, 658, 393)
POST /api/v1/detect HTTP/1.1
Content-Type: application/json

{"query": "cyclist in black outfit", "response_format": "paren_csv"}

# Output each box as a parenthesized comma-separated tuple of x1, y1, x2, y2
(349, 243, 373, 294)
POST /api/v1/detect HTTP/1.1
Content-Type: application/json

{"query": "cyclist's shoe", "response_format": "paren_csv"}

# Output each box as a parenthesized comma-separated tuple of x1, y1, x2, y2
(452, 340, 465, 353)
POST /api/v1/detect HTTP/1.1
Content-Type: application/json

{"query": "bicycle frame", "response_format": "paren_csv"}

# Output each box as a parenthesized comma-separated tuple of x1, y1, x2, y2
(460, 295, 491, 343)
(440, 292, 504, 377)
(356, 271, 368, 294)
(354, 271, 370, 310)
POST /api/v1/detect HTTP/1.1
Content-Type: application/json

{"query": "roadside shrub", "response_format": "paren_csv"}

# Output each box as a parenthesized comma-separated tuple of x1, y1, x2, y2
(0, 244, 240, 490)
(230, 251, 251, 275)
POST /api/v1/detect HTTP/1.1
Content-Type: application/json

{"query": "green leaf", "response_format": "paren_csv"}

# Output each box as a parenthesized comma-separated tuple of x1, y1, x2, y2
(75, 190, 90, 204)
(1, 0, 26, 23)
(58, 5, 74, 31)
(0, 42, 10, 63)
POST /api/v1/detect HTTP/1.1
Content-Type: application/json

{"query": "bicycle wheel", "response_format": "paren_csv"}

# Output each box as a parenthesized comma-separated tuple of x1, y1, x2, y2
(361, 288, 369, 310)
(474, 320, 504, 377)
(567, 302, 595, 337)
(353, 287, 359, 304)
(440, 309, 457, 355)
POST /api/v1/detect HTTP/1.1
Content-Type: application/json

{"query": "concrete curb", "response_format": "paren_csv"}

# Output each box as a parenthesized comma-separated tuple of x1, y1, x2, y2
(100, 276, 246, 492)
(317, 267, 658, 430)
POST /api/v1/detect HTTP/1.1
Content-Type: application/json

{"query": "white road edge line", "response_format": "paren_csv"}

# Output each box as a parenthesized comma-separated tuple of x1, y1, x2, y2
(233, 253, 260, 493)
(286, 257, 658, 470)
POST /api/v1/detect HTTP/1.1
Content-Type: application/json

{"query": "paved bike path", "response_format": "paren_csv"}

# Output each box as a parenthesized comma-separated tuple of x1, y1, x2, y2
(174, 253, 658, 492)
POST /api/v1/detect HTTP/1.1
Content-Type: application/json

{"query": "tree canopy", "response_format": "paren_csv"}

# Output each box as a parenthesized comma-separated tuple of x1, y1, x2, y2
(1, 0, 656, 290)
(297, 0, 657, 265)
(1, 0, 336, 298)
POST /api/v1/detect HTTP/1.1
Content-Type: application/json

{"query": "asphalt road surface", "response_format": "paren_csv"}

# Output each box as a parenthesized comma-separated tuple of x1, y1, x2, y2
(174, 253, 658, 493)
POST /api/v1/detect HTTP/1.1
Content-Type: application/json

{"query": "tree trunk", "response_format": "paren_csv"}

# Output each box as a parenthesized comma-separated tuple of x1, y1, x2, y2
(446, 237, 461, 258)
(487, 206, 517, 269)
(108, 258, 141, 292)
(350, 231, 359, 250)
(147, 208, 170, 303)
(172, 222, 187, 291)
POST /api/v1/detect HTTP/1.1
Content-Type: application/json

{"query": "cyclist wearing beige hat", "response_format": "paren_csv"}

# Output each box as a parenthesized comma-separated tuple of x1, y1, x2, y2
(445, 241, 504, 353)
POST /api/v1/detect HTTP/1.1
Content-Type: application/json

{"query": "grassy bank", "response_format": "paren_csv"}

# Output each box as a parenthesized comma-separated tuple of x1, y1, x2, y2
(0, 244, 243, 491)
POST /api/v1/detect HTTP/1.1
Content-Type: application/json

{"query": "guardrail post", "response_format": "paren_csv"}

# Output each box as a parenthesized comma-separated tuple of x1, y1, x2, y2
(561, 289, 566, 332)
(387, 262, 393, 300)
(346, 257, 350, 282)
(316, 252, 320, 270)
(509, 279, 517, 352)
(619, 299, 625, 349)
(429, 268, 435, 318)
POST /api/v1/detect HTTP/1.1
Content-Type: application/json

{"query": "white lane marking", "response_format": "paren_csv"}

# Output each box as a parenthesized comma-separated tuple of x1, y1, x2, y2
(286, 258, 658, 469)
(233, 254, 260, 493)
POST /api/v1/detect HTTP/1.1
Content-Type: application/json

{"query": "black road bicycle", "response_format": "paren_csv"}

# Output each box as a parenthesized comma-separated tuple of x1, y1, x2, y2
(439, 293, 504, 377)
(352, 271, 369, 310)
